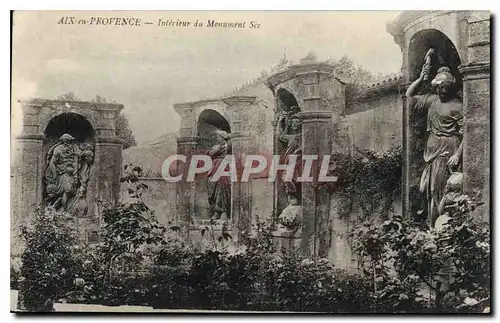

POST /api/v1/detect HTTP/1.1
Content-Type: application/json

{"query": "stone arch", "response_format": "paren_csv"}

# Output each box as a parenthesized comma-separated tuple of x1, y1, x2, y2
(193, 102, 231, 130)
(42, 112, 95, 165)
(274, 85, 302, 112)
(276, 87, 300, 113)
(408, 28, 462, 87)
(44, 112, 95, 142)
(38, 104, 99, 139)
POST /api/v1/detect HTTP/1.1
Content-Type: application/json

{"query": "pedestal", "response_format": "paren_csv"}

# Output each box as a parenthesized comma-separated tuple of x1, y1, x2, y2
(272, 229, 301, 252)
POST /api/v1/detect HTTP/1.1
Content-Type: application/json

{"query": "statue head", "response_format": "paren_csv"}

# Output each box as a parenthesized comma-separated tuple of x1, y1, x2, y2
(289, 114, 302, 132)
(60, 133, 75, 143)
(431, 67, 457, 102)
(445, 172, 463, 194)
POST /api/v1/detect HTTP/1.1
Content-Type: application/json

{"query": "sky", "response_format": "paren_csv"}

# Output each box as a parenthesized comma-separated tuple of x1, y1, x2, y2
(12, 11, 403, 143)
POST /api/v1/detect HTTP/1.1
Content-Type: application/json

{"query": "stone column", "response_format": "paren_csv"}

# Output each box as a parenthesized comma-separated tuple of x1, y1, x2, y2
(270, 120, 279, 230)
(11, 101, 44, 257)
(222, 96, 257, 244)
(176, 136, 199, 240)
(459, 14, 490, 221)
(299, 111, 332, 257)
(89, 105, 123, 240)
(398, 83, 412, 218)
(230, 131, 252, 245)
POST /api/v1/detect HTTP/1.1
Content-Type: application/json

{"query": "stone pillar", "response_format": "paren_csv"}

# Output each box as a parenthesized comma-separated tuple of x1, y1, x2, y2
(459, 14, 490, 221)
(299, 111, 332, 257)
(11, 101, 44, 257)
(92, 137, 123, 211)
(176, 136, 199, 239)
(398, 83, 412, 218)
(230, 132, 252, 245)
(270, 120, 279, 230)
(222, 96, 258, 244)
(90, 106, 123, 222)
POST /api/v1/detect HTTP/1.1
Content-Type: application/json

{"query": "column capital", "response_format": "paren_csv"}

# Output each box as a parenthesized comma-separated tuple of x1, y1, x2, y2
(176, 136, 199, 145)
(230, 131, 252, 142)
(95, 136, 123, 145)
(15, 133, 45, 141)
(298, 111, 332, 122)
(459, 63, 491, 81)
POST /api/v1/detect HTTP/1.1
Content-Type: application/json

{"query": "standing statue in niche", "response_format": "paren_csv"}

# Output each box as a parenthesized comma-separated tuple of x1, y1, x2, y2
(277, 106, 303, 158)
(44, 133, 94, 214)
(276, 105, 303, 224)
(207, 129, 232, 221)
(406, 50, 464, 227)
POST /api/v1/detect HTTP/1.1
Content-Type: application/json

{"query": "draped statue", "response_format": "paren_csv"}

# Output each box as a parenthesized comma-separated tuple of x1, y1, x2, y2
(43, 133, 94, 214)
(406, 54, 464, 227)
(207, 129, 232, 221)
(277, 106, 302, 158)
(276, 106, 303, 228)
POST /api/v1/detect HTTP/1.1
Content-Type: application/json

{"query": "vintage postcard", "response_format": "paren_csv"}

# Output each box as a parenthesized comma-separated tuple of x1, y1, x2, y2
(10, 10, 491, 313)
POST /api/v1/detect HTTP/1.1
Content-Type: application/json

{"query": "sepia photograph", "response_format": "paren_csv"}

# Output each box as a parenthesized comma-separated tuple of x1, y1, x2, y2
(10, 10, 491, 314)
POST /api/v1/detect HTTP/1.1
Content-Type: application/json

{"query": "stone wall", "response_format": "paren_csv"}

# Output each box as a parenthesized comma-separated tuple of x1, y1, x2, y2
(345, 90, 403, 152)
(120, 178, 177, 227)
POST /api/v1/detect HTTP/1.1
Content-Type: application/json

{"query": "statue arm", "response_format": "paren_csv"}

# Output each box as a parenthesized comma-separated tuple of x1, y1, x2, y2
(406, 61, 431, 105)
(405, 76, 423, 98)
(48, 149, 59, 174)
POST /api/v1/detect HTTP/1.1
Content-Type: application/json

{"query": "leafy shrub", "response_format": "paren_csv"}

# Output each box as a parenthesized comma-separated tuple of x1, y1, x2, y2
(348, 194, 490, 313)
(19, 208, 82, 311)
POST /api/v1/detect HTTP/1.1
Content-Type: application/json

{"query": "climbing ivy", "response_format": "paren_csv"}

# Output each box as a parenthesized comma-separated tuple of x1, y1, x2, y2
(318, 146, 403, 221)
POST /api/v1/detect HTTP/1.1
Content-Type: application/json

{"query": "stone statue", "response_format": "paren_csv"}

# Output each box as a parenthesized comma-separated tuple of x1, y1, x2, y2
(277, 182, 302, 232)
(276, 105, 303, 223)
(43, 133, 94, 214)
(437, 172, 463, 217)
(207, 129, 232, 221)
(406, 56, 464, 227)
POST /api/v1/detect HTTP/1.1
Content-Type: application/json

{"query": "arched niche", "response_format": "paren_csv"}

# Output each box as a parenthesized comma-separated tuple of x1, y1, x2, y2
(41, 112, 96, 214)
(43, 112, 95, 161)
(406, 28, 463, 223)
(195, 109, 232, 220)
(44, 112, 95, 142)
(276, 88, 299, 112)
(197, 108, 232, 150)
(274, 87, 302, 216)
(408, 29, 463, 91)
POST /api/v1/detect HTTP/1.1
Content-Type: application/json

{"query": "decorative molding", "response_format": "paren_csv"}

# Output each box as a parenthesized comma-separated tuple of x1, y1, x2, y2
(176, 136, 200, 145)
(18, 99, 123, 113)
(265, 63, 338, 91)
(222, 96, 257, 107)
(458, 63, 491, 80)
(95, 136, 124, 144)
(230, 131, 252, 141)
(298, 111, 332, 121)
(468, 40, 490, 48)
(15, 133, 45, 141)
